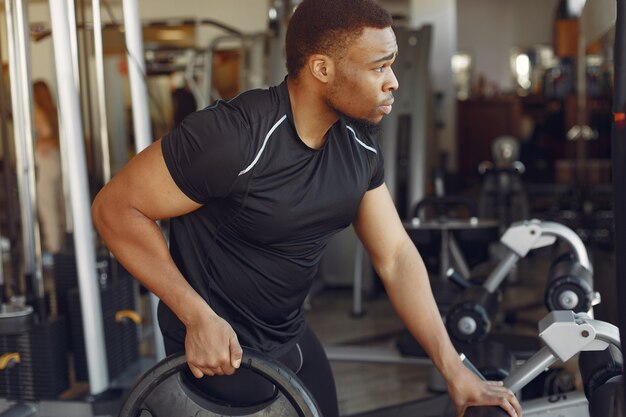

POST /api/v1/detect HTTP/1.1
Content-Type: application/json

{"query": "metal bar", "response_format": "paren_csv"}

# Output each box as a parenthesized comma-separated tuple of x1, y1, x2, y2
(184, 49, 206, 108)
(380, 109, 398, 204)
(407, 26, 432, 215)
(449, 233, 471, 279)
(62, 0, 80, 234)
(48, 0, 109, 394)
(92, 0, 112, 184)
(482, 250, 520, 293)
(267, 0, 287, 86)
(575, 20, 587, 186)
(324, 345, 431, 366)
(67, 0, 80, 91)
(4, 0, 26, 291)
(503, 346, 557, 393)
(122, 0, 152, 153)
(0, 32, 19, 299)
(612, 1, 626, 411)
(78, 0, 97, 190)
(11, 0, 44, 314)
(203, 48, 214, 104)
(122, 0, 166, 361)
(439, 228, 449, 281)
(540, 221, 591, 270)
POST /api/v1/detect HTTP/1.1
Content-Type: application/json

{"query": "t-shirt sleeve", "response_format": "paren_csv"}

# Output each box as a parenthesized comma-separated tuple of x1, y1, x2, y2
(367, 139, 385, 190)
(161, 103, 250, 203)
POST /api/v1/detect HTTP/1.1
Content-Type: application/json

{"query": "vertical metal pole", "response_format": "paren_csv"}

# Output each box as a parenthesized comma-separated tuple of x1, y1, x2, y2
(0, 31, 19, 298)
(66, 0, 80, 90)
(407, 26, 432, 215)
(49, 0, 109, 395)
(7, 0, 44, 314)
(575, 18, 588, 187)
(122, 0, 152, 152)
(61, 0, 81, 235)
(92, 0, 112, 185)
(203, 47, 215, 103)
(380, 110, 399, 203)
(4, 0, 25, 289)
(268, 0, 287, 86)
(612, 0, 626, 411)
(122, 0, 166, 360)
(78, 0, 97, 189)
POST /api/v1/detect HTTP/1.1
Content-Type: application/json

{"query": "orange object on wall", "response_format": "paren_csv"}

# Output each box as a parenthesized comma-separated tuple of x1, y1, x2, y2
(554, 19, 579, 57)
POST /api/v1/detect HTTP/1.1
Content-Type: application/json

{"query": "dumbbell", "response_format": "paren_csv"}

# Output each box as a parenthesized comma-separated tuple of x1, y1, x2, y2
(446, 284, 501, 344)
(544, 251, 598, 313)
(578, 344, 623, 402)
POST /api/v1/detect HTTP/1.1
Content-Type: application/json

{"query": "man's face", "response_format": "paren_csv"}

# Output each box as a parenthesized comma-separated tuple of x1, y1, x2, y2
(326, 27, 399, 126)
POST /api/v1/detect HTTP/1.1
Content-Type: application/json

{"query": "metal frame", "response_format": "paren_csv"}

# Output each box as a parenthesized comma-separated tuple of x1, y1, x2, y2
(92, 0, 112, 185)
(5, 0, 43, 314)
(483, 219, 592, 293)
(48, 0, 109, 395)
(380, 25, 433, 213)
(122, 0, 165, 361)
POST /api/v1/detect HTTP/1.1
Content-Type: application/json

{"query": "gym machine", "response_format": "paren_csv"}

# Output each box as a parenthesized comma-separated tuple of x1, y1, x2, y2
(444, 219, 599, 345)
(331, 218, 600, 395)
(464, 310, 622, 417)
(407, 195, 499, 282)
(0, 0, 71, 404)
(477, 135, 529, 232)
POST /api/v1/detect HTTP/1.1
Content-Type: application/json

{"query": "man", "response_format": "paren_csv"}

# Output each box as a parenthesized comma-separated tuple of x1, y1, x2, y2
(92, 1, 522, 416)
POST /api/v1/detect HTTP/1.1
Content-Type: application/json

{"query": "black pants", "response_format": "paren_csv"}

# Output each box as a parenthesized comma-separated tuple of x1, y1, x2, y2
(162, 326, 339, 417)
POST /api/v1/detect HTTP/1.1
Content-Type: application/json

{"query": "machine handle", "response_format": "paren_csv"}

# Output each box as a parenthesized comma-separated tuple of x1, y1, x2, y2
(0, 352, 21, 370)
(115, 310, 142, 324)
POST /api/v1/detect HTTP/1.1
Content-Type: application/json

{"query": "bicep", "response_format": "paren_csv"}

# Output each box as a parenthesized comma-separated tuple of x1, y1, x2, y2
(96, 139, 201, 221)
(352, 184, 410, 269)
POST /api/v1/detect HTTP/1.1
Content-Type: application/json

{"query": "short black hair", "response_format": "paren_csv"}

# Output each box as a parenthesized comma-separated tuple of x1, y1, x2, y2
(285, 0, 392, 78)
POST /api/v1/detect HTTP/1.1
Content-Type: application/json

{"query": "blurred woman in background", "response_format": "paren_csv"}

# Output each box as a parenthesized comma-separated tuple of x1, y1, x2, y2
(33, 80, 64, 259)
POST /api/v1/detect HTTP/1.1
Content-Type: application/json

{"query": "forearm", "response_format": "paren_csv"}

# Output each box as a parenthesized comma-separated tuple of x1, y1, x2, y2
(376, 237, 463, 381)
(92, 194, 213, 327)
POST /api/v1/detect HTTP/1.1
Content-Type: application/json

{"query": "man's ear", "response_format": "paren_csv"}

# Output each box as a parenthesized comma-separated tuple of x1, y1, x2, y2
(307, 54, 334, 83)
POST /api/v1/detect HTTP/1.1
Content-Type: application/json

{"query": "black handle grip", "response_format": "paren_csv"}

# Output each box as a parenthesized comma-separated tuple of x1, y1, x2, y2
(463, 406, 509, 417)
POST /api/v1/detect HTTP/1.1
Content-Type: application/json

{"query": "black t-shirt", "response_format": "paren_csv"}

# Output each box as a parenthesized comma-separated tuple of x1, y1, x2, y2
(159, 80, 384, 356)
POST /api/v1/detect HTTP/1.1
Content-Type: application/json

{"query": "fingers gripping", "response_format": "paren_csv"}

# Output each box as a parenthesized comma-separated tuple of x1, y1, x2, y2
(186, 334, 242, 378)
(230, 335, 243, 369)
(485, 386, 521, 417)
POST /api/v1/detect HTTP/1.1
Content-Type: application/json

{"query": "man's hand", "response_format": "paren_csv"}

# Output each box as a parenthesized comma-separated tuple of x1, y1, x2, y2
(184, 311, 243, 378)
(448, 365, 522, 417)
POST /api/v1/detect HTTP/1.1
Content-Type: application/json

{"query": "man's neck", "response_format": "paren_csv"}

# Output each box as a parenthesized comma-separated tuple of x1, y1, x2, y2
(287, 77, 338, 149)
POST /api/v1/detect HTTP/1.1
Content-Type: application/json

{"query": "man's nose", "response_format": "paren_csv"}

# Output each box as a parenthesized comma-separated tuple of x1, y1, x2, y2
(386, 67, 399, 91)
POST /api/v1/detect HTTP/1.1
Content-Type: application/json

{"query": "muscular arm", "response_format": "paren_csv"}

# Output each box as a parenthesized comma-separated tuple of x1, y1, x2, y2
(353, 185, 521, 417)
(92, 139, 242, 376)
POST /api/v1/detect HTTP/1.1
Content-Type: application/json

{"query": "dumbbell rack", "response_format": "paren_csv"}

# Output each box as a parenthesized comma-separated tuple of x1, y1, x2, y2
(446, 219, 600, 345)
